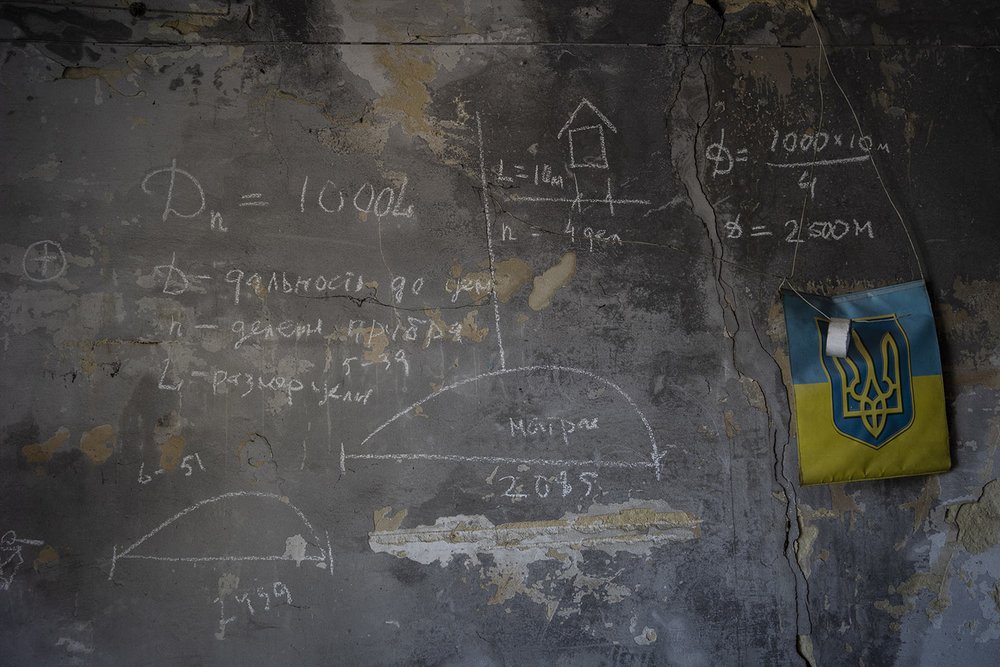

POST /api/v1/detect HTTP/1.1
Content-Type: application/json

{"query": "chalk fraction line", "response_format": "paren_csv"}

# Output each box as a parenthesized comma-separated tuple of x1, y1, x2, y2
(765, 155, 870, 168)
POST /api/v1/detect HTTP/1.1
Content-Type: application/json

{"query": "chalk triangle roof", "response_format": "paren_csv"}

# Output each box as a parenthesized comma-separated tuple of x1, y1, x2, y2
(557, 98, 618, 139)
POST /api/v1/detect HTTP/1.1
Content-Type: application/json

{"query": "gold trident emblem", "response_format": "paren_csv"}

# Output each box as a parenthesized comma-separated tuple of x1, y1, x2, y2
(831, 330, 903, 438)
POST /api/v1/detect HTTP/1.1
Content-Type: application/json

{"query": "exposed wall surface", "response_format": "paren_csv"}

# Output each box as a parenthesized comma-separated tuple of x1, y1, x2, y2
(1, 1, 999, 664)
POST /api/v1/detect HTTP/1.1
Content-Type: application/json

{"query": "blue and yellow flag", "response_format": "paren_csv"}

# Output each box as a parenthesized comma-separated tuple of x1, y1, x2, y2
(782, 281, 950, 485)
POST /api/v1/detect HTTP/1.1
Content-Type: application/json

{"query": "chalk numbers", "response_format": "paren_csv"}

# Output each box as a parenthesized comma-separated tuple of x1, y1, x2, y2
(342, 349, 409, 377)
(138, 453, 205, 485)
(494, 470, 599, 502)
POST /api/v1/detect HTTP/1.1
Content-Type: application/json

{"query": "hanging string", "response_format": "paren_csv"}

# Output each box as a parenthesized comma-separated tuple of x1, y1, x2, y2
(804, 2, 926, 281)
(788, 1, 826, 280)
(779, 276, 834, 320)
(777, 1, 926, 320)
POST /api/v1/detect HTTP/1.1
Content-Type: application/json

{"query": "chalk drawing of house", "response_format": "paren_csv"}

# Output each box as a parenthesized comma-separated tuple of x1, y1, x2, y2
(557, 98, 618, 170)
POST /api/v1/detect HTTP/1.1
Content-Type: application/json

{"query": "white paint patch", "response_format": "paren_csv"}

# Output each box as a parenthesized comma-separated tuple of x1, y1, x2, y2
(368, 500, 700, 566)
(282, 534, 308, 566)
(368, 501, 698, 618)
(634, 627, 658, 645)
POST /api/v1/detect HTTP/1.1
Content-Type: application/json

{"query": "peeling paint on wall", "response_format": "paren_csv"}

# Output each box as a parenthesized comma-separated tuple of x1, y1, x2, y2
(79, 424, 114, 464)
(373, 506, 408, 532)
(955, 479, 1000, 555)
(369, 501, 700, 566)
(158, 435, 186, 472)
(22, 427, 70, 464)
(369, 499, 700, 616)
(528, 252, 576, 311)
(33, 545, 59, 571)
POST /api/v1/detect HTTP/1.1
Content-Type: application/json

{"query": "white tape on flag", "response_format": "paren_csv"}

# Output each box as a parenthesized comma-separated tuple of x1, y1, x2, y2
(826, 318, 852, 358)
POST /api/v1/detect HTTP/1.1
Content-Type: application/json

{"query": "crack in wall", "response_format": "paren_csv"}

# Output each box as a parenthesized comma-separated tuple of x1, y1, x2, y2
(668, 40, 813, 664)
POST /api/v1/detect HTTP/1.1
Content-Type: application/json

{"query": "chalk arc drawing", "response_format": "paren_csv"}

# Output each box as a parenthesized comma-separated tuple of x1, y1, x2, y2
(352, 365, 670, 480)
(109, 492, 333, 580)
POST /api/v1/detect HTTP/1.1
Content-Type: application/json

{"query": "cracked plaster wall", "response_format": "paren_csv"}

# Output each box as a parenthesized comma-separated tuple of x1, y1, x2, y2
(1, 1, 999, 665)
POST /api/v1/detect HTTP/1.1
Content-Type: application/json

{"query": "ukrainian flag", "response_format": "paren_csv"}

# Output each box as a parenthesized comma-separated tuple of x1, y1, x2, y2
(782, 281, 950, 485)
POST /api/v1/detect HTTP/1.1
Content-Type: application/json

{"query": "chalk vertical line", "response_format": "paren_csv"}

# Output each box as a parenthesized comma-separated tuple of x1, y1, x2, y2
(326, 531, 334, 577)
(475, 111, 506, 370)
(339, 442, 346, 474)
(108, 546, 117, 581)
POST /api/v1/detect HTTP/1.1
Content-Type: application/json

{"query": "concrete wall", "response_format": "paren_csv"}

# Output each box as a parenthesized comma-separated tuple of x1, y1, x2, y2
(1, 1, 998, 664)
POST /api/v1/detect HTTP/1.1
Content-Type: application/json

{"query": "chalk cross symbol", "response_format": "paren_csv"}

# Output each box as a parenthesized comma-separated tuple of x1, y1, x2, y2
(22, 240, 67, 282)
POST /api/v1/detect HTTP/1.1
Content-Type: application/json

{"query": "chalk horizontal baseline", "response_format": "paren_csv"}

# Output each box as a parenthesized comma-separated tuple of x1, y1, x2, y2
(117, 554, 326, 563)
(344, 452, 656, 470)
(506, 194, 652, 205)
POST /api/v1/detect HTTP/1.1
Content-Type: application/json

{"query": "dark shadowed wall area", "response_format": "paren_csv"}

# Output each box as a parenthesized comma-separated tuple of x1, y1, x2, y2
(1, 1, 999, 664)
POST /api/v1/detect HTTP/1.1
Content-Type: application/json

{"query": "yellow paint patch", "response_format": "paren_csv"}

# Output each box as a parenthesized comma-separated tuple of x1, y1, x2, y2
(494, 259, 534, 303)
(373, 507, 408, 532)
(359, 326, 390, 363)
(724, 410, 739, 439)
(160, 15, 221, 35)
(876, 570, 952, 621)
(79, 424, 114, 464)
(60, 66, 112, 82)
(571, 507, 701, 535)
(955, 479, 1000, 554)
(375, 48, 436, 138)
(459, 311, 489, 342)
(487, 569, 520, 605)
(900, 476, 940, 535)
(158, 435, 186, 472)
(447, 269, 492, 305)
(446, 258, 532, 305)
(528, 252, 576, 311)
(795, 508, 820, 579)
(33, 545, 59, 571)
(423, 309, 453, 340)
(22, 428, 70, 464)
